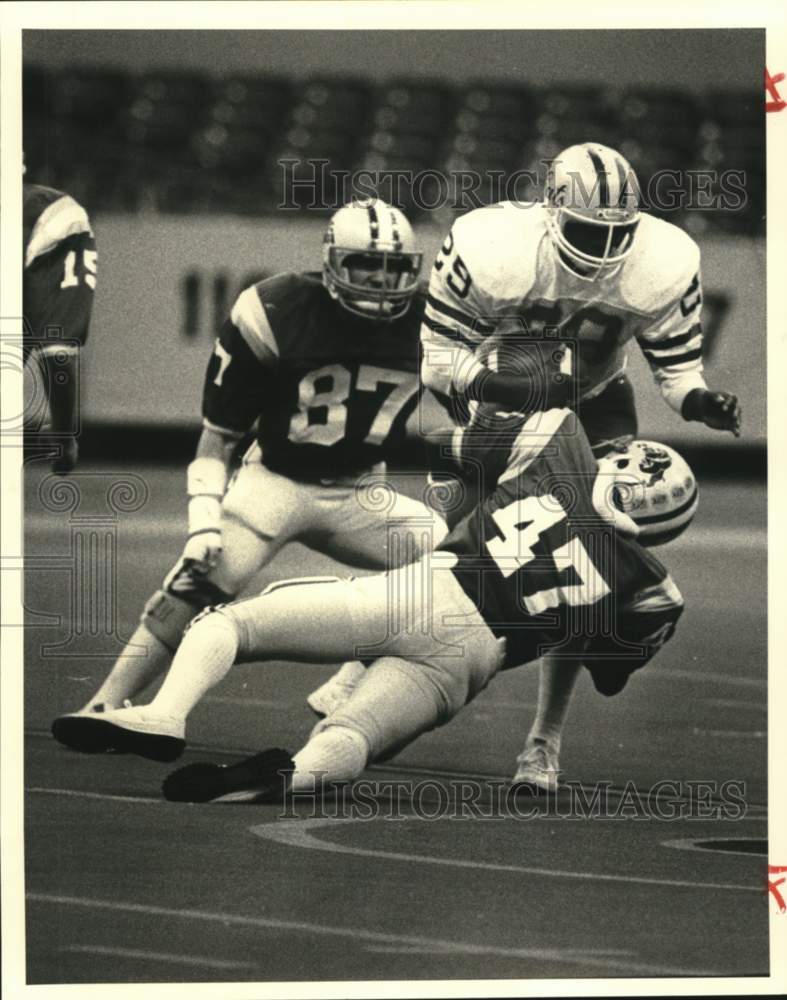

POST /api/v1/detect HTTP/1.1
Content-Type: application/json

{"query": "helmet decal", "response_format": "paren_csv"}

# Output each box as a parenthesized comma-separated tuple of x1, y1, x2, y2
(586, 148, 610, 208)
(596, 439, 698, 547)
(638, 446, 672, 484)
(366, 200, 380, 246)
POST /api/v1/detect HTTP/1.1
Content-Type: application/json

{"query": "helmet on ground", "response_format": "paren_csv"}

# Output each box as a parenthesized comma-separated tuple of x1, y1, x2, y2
(544, 142, 641, 281)
(322, 198, 422, 320)
(595, 439, 698, 546)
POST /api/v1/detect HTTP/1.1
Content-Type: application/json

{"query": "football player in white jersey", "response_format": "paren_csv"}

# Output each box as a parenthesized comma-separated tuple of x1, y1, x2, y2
(310, 143, 740, 791)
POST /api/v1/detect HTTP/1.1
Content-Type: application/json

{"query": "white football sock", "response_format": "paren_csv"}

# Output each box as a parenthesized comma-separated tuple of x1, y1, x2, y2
(88, 625, 172, 708)
(292, 725, 370, 791)
(149, 613, 238, 719)
(527, 654, 583, 751)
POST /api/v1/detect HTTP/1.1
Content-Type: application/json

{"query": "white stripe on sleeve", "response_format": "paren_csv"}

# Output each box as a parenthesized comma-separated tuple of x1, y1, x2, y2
(230, 287, 279, 363)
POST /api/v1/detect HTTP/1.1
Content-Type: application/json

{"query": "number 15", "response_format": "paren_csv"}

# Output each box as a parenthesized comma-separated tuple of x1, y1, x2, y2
(60, 248, 97, 290)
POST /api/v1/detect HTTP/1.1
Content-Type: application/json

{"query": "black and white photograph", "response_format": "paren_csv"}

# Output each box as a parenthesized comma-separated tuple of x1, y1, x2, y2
(1, 2, 784, 994)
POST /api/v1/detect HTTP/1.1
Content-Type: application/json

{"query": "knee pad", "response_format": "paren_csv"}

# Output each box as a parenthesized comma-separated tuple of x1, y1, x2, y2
(142, 560, 234, 651)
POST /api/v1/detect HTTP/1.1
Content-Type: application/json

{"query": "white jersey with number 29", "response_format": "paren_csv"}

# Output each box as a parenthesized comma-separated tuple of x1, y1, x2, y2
(420, 201, 707, 413)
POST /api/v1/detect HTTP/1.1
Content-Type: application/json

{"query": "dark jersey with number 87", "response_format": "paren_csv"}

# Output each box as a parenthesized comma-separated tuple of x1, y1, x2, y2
(202, 272, 426, 479)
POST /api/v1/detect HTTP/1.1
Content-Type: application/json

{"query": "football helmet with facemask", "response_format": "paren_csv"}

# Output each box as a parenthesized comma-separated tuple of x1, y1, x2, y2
(595, 439, 699, 546)
(545, 142, 641, 282)
(322, 199, 422, 321)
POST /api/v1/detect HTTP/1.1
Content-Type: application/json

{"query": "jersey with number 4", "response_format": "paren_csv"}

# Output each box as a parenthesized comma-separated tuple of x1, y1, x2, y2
(203, 272, 426, 478)
(23, 183, 96, 348)
(421, 201, 706, 414)
(438, 407, 682, 671)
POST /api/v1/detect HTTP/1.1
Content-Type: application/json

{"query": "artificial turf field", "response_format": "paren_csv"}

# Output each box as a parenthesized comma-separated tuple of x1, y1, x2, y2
(17, 458, 769, 983)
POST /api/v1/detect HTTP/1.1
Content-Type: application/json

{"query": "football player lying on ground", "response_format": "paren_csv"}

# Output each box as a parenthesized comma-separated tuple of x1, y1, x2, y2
(311, 140, 740, 792)
(52, 408, 692, 803)
(52, 199, 451, 749)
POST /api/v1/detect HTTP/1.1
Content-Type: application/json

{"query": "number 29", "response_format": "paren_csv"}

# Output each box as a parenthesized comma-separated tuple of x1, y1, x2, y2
(434, 232, 472, 299)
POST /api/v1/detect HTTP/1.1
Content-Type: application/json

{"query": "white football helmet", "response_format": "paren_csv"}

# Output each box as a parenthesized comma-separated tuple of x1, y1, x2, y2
(595, 440, 699, 546)
(323, 199, 422, 320)
(545, 142, 641, 281)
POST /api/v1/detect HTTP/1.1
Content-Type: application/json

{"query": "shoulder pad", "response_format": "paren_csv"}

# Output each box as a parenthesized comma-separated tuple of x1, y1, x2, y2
(24, 189, 93, 268)
(619, 216, 701, 314)
(451, 201, 545, 308)
(230, 285, 279, 362)
(256, 271, 321, 315)
(23, 183, 67, 221)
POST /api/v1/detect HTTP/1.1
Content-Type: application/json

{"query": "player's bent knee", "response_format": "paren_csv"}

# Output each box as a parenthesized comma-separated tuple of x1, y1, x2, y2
(437, 664, 471, 719)
(327, 656, 453, 761)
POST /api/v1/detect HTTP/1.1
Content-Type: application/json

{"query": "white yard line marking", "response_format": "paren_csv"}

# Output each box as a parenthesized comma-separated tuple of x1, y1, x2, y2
(60, 944, 254, 971)
(250, 816, 763, 895)
(704, 698, 766, 711)
(204, 695, 294, 709)
(652, 668, 766, 689)
(364, 943, 632, 958)
(691, 729, 765, 739)
(28, 787, 161, 804)
(26, 893, 713, 977)
(662, 837, 767, 857)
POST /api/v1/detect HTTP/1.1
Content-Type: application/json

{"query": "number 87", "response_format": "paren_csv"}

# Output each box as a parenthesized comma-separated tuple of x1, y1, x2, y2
(433, 232, 472, 300)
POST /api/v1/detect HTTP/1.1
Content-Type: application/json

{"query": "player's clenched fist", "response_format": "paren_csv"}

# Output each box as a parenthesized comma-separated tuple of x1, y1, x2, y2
(682, 388, 742, 437)
(182, 457, 228, 573)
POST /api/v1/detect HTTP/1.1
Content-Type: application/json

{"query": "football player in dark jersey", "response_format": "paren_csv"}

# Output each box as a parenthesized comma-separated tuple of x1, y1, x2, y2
(23, 179, 96, 473)
(52, 200, 450, 751)
(51, 409, 687, 802)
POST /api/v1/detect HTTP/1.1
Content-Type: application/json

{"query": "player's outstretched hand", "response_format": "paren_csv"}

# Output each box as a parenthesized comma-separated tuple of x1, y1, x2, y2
(682, 388, 741, 437)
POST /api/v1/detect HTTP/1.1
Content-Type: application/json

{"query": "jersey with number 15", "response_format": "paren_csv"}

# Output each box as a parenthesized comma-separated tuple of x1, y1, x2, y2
(23, 183, 97, 349)
(202, 272, 426, 479)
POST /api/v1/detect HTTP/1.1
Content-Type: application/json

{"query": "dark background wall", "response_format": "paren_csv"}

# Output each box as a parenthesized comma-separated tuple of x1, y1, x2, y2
(25, 28, 762, 91)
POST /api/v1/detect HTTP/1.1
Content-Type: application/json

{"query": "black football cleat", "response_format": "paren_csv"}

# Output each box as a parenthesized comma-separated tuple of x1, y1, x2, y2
(162, 748, 294, 803)
(52, 704, 185, 762)
(52, 702, 129, 754)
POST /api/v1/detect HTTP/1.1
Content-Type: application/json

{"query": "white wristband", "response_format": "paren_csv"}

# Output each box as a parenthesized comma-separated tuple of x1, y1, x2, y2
(188, 495, 222, 536)
(187, 456, 227, 498)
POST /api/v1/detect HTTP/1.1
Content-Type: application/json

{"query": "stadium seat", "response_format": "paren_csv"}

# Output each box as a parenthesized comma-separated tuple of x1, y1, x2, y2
(20, 64, 764, 230)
